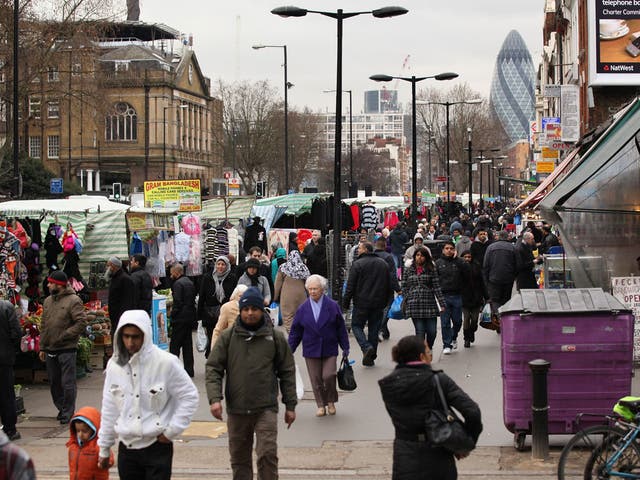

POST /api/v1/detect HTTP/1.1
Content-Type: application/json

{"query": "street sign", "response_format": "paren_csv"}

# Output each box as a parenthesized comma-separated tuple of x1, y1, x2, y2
(50, 178, 63, 194)
(435, 176, 446, 182)
(543, 84, 561, 97)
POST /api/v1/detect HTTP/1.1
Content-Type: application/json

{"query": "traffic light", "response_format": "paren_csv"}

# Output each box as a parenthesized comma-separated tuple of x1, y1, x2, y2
(113, 182, 122, 201)
(256, 181, 265, 198)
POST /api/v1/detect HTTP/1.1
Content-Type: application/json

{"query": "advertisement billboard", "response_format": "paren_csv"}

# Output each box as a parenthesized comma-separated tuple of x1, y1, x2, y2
(589, 0, 640, 85)
(143, 179, 201, 211)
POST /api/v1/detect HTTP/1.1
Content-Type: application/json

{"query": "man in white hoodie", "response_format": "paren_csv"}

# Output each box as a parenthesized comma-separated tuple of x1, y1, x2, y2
(98, 310, 199, 479)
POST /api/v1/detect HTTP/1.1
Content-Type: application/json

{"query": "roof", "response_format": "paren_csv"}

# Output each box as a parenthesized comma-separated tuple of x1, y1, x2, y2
(100, 21, 180, 41)
(0, 196, 129, 215)
(100, 44, 169, 63)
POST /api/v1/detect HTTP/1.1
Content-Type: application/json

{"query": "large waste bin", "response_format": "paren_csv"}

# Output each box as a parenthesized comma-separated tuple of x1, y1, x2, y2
(500, 288, 633, 450)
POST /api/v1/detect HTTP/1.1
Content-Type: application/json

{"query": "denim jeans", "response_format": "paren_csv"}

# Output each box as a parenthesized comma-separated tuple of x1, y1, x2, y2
(351, 306, 383, 354)
(412, 317, 438, 350)
(440, 294, 463, 348)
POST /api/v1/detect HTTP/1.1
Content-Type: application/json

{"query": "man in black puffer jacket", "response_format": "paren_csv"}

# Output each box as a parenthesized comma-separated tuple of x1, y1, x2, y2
(0, 301, 22, 440)
(170, 263, 197, 377)
(483, 230, 517, 321)
(343, 242, 393, 366)
(129, 254, 153, 315)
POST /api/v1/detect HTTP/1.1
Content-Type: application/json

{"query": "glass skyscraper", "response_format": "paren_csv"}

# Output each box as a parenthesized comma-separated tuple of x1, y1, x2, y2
(490, 30, 536, 143)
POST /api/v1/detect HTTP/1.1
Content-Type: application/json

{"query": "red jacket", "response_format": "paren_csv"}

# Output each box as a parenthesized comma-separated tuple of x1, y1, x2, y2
(66, 406, 113, 480)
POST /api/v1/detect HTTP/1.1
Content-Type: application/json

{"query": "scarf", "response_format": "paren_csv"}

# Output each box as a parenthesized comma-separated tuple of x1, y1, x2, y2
(280, 250, 310, 280)
(213, 255, 231, 303)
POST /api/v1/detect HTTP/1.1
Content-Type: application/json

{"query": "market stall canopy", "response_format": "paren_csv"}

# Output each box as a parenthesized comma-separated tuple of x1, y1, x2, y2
(251, 205, 289, 232)
(200, 196, 255, 221)
(255, 193, 330, 216)
(342, 195, 408, 210)
(0, 195, 129, 215)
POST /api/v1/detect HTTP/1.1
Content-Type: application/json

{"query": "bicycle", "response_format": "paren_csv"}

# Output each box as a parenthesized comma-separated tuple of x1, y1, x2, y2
(557, 398, 640, 479)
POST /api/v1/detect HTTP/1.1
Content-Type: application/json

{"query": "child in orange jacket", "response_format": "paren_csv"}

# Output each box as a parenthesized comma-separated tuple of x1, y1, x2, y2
(67, 406, 113, 480)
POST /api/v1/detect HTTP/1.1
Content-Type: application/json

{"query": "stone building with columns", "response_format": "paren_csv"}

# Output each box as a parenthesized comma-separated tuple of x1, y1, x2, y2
(23, 21, 222, 195)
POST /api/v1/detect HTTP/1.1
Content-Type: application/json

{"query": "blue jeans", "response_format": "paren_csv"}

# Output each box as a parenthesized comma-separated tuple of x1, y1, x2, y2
(351, 306, 383, 355)
(440, 294, 463, 349)
(412, 317, 438, 350)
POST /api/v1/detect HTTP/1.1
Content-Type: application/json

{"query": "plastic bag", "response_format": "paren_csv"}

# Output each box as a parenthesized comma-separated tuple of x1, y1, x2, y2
(268, 302, 281, 326)
(295, 364, 304, 400)
(388, 295, 404, 320)
(479, 302, 500, 331)
(195, 321, 207, 352)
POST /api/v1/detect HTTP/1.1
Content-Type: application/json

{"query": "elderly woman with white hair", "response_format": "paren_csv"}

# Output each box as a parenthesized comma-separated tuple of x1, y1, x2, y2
(210, 284, 248, 346)
(288, 274, 350, 417)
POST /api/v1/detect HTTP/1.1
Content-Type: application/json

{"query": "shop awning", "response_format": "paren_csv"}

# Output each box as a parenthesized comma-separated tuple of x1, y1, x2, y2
(516, 149, 582, 211)
(200, 196, 255, 221)
(343, 195, 409, 210)
(0, 195, 129, 216)
(254, 193, 329, 216)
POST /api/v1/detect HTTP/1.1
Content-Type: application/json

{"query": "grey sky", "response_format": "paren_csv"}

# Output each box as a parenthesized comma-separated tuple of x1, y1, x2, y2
(138, 1, 544, 113)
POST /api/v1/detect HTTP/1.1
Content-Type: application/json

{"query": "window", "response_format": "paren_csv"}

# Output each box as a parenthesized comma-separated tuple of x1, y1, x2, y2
(29, 137, 41, 158)
(105, 102, 137, 141)
(48, 135, 60, 158)
(72, 63, 82, 77)
(47, 66, 59, 82)
(29, 97, 41, 119)
(47, 101, 60, 119)
(0, 61, 4, 83)
(114, 61, 129, 72)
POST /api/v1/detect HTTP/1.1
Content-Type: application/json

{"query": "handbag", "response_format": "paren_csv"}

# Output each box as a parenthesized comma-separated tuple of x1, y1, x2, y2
(424, 373, 476, 454)
(195, 321, 207, 353)
(202, 304, 221, 329)
(337, 356, 357, 391)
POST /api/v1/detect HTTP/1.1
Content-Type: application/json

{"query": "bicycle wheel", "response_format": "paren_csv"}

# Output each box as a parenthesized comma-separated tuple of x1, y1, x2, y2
(584, 429, 640, 479)
(557, 424, 627, 480)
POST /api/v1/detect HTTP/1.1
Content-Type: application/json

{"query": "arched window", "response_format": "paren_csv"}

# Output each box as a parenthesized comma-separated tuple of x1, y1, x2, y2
(105, 102, 137, 141)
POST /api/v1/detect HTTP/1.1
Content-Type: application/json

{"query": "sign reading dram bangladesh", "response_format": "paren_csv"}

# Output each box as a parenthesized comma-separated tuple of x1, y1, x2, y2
(143, 180, 202, 211)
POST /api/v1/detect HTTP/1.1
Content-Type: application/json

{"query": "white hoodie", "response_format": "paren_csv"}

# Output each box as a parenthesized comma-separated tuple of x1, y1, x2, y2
(98, 310, 199, 458)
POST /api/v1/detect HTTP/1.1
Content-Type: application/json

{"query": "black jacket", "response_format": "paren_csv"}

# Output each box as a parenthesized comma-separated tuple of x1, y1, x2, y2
(374, 249, 400, 293)
(389, 228, 409, 255)
(0, 300, 22, 366)
(470, 240, 489, 269)
(539, 232, 560, 254)
(515, 239, 538, 290)
(379, 364, 483, 480)
(461, 261, 487, 308)
(130, 266, 153, 314)
(483, 240, 517, 285)
(435, 255, 469, 295)
(198, 272, 237, 320)
(108, 268, 136, 331)
(243, 223, 268, 252)
(343, 253, 392, 310)
(171, 275, 196, 324)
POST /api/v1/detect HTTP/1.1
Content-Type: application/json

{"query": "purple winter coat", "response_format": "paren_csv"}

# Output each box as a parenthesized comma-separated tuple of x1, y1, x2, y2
(288, 295, 350, 358)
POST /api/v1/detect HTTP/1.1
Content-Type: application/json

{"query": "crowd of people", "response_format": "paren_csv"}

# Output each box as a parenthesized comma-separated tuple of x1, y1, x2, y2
(0, 207, 561, 479)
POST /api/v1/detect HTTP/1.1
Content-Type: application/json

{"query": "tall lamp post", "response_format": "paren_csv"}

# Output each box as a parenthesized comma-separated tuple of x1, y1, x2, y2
(417, 98, 482, 204)
(12, 0, 19, 196)
(272, 5, 408, 300)
(463, 146, 500, 210)
(323, 89, 353, 188)
(370, 72, 458, 220)
(489, 155, 508, 197)
(252, 44, 292, 193)
(163, 103, 188, 179)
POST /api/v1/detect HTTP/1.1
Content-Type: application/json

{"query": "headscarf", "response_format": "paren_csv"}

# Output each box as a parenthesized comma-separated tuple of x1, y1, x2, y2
(280, 250, 310, 280)
(213, 255, 231, 303)
(271, 248, 287, 283)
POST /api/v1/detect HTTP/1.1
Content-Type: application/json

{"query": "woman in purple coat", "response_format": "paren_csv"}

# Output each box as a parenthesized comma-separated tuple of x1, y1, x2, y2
(289, 274, 350, 417)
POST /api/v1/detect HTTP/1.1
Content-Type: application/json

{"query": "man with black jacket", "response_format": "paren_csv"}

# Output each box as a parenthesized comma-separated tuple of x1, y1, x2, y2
(243, 216, 268, 253)
(170, 263, 197, 377)
(483, 230, 517, 322)
(129, 254, 153, 315)
(343, 242, 393, 366)
(435, 242, 470, 354)
(106, 257, 135, 336)
(515, 231, 542, 290)
(374, 238, 401, 341)
(0, 300, 22, 440)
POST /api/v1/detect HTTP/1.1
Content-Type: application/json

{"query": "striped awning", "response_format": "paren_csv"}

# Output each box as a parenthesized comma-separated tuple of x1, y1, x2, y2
(200, 196, 256, 221)
(254, 193, 329, 216)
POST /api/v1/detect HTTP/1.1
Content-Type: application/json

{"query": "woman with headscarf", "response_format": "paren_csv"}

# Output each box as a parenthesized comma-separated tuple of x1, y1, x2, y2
(210, 284, 248, 346)
(274, 250, 310, 332)
(288, 231, 299, 252)
(271, 247, 287, 284)
(198, 255, 237, 357)
(237, 258, 271, 305)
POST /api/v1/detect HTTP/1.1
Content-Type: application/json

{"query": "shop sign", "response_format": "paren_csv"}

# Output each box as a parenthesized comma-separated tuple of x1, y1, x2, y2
(126, 213, 155, 231)
(611, 276, 640, 362)
(536, 161, 556, 173)
(143, 180, 201, 212)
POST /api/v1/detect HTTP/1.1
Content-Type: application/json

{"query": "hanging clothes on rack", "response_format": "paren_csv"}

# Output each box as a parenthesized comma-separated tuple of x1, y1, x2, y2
(361, 202, 379, 230)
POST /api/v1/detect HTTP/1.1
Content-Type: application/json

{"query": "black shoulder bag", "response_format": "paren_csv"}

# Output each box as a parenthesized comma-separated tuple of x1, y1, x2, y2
(424, 373, 476, 454)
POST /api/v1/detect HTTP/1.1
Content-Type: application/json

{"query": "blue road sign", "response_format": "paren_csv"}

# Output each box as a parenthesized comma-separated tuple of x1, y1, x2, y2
(50, 178, 63, 194)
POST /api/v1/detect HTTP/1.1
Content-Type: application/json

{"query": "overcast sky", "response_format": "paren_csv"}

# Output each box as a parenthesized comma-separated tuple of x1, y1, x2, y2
(137, 0, 544, 113)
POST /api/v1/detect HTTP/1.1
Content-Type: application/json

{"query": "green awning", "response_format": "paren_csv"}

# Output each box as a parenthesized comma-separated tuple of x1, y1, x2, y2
(200, 196, 256, 220)
(254, 193, 329, 216)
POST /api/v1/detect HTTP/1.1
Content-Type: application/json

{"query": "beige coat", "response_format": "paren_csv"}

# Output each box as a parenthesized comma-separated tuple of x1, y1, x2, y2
(274, 271, 308, 332)
(211, 300, 239, 347)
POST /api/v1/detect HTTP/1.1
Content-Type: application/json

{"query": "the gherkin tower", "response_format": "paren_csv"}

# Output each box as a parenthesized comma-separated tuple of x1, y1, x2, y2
(490, 30, 536, 143)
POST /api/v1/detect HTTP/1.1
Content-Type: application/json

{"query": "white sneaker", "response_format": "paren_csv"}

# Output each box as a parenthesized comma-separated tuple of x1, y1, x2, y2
(443, 347, 452, 355)
(452, 340, 458, 350)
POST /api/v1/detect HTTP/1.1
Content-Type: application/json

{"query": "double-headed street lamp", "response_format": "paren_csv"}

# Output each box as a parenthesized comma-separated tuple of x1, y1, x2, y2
(370, 72, 458, 220)
(463, 144, 500, 211)
(163, 103, 188, 179)
(252, 44, 293, 193)
(417, 98, 482, 204)
(323, 89, 353, 188)
(489, 155, 508, 197)
(272, 5, 408, 300)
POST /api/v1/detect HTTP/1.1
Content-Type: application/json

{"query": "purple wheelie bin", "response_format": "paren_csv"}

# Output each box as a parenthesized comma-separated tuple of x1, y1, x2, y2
(500, 288, 633, 450)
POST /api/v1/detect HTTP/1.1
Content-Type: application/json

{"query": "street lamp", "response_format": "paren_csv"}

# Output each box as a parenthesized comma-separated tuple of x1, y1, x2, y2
(417, 98, 482, 204)
(489, 154, 508, 197)
(252, 44, 292, 193)
(323, 89, 353, 189)
(463, 145, 500, 210)
(273, 5, 408, 300)
(370, 72, 458, 220)
(163, 103, 188, 179)
(495, 164, 514, 200)
(12, 0, 19, 196)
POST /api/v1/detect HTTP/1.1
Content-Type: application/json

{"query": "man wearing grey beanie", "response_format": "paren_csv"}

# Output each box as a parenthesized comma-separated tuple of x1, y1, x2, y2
(106, 257, 135, 336)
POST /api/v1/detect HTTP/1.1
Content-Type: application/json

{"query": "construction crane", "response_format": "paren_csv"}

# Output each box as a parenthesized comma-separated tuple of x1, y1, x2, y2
(381, 54, 410, 111)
